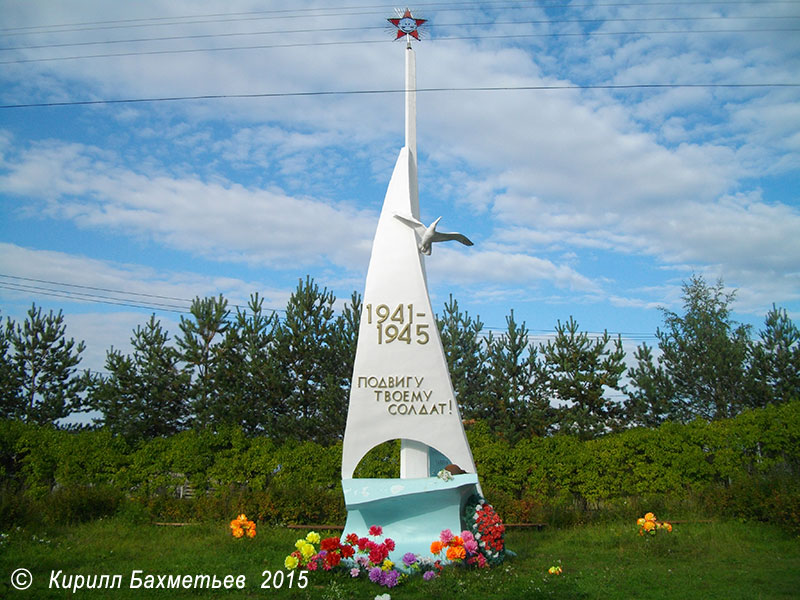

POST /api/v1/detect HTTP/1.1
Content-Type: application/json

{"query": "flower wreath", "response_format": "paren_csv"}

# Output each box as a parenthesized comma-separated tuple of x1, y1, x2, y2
(463, 494, 505, 566)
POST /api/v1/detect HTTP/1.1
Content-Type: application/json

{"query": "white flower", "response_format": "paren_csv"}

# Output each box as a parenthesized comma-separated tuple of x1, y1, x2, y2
(375, 594, 391, 600)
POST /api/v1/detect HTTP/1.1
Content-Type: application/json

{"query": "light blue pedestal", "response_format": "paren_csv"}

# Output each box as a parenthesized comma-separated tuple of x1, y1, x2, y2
(342, 474, 480, 566)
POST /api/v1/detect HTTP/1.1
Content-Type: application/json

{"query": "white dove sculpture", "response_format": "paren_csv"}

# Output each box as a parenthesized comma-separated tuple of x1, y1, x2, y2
(393, 214, 474, 255)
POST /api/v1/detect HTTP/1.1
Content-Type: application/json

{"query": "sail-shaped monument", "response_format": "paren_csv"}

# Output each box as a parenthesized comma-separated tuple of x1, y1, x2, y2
(341, 10, 482, 562)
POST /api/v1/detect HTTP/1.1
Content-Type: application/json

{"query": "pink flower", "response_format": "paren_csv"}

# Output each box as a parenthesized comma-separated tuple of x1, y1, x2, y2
(461, 530, 475, 543)
(369, 525, 383, 536)
(439, 529, 454, 544)
(465, 539, 479, 554)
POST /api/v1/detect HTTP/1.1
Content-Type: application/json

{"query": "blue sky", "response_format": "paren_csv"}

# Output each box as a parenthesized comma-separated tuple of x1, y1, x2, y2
(1, 0, 799, 377)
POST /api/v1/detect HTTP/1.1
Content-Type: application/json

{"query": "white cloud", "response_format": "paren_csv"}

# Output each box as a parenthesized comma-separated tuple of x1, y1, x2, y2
(0, 140, 377, 270)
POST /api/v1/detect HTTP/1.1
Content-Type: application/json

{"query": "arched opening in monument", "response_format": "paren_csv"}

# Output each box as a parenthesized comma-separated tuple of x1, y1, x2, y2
(351, 439, 456, 479)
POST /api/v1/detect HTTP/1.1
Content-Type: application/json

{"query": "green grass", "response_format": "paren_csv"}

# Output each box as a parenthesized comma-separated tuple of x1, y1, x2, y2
(1, 518, 798, 599)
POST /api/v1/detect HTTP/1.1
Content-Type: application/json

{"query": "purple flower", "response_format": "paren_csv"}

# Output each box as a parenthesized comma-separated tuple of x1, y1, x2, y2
(402, 552, 417, 567)
(368, 567, 383, 583)
(383, 570, 400, 588)
(423, 570, 437, 581)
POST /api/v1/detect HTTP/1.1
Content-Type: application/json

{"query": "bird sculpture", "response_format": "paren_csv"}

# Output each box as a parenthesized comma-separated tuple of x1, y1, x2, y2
(393, 214, 474, 255)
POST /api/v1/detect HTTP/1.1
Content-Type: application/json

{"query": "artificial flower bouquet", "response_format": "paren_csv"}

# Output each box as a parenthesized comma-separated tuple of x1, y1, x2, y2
(229, 513, 256, 538)
(637, 512, 673, 536)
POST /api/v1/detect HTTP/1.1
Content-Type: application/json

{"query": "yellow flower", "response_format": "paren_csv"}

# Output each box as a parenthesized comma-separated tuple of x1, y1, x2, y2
(664, 522, 673, 532)
(300, 542, 316, 560)
(295, 539, 306, 550)
(285, 555, 299, 570)
(382, 559, 394, 571)
(643, 520, 656, 531)
(306, 531, 320, 544)
(644, 512, 656, 522)
(636, 518, 646, 527)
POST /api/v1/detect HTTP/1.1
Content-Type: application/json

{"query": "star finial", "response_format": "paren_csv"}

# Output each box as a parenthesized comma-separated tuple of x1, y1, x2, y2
(388, 8, 426, 42)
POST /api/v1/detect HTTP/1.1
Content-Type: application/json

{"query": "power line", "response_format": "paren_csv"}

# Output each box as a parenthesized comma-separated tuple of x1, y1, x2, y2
(3, 15, 794, 52)
(0, 273, 658, 340)
(3, 0, 798, 35)
(3, 82, 797, 110)
(3, 26, 798, 64)
(0, 273, 287, 317)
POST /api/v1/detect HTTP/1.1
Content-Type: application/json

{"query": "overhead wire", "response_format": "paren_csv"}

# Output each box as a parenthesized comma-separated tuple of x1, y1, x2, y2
(2, 15, 795, 52)
(0, 273, 658, 341)
(2, 25, 798, 65)
(3, 82, 798, 110)
(0, 273, 286, 317)
(3, 0, 799, 35)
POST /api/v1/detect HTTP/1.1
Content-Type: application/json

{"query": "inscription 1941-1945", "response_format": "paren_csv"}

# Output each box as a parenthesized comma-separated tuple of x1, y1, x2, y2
(364, 302, 430, 345)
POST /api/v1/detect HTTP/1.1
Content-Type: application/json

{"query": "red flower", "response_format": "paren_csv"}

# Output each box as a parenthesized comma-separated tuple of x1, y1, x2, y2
(320, 537, 340, 552)
(345, 533, 359, 545)
(369, 525, 383, 536)
(384, 538, 395, 551)
(340, 544, 355, 559)
(325, 552, 341, 569)
(357, 537, 370, 551)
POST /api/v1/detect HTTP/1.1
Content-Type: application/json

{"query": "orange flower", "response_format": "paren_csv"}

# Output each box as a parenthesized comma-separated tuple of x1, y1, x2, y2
(643, 520, 656, 531)
(231, 526, 244, 538)
(450, 536, 464, 547)
(246, 526, 256, 538)
(446, 545, 466, 561)
(644, 512, 656, 522)
(431, 540, 444, 554)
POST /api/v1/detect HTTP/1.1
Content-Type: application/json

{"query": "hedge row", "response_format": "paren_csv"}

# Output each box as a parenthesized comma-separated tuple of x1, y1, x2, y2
(1, 401, 798, 530)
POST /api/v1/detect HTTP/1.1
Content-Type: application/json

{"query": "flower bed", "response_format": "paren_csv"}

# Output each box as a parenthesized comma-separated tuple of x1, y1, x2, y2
(283, 496, 508, 589)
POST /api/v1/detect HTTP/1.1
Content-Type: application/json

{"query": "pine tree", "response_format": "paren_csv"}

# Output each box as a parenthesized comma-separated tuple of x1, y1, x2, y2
(437, 294, 489, 421)
(90, 315, 189, 440)
(748, 304, 800, 407)
(177, 295, 230, 428)
(656, 276, 750, 421)
(0, 313, 22, 419)
(541, 316, 626, 439)
(624, 342, 674, 427)
(273, 276, 350, 443)
(4, 304, 89, 425)
(484, 310, 551, 440)
(214, 294, 284, 435)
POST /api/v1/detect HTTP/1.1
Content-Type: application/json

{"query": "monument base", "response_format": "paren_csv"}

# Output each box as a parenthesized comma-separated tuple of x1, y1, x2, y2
(341, 474, 480, 566)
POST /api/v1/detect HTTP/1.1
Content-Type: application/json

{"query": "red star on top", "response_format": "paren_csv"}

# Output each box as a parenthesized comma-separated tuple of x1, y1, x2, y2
(388, 8, 426, 40)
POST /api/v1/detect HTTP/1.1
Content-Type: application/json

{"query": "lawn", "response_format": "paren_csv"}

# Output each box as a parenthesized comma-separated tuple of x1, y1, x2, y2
(1, 518, 798, 599)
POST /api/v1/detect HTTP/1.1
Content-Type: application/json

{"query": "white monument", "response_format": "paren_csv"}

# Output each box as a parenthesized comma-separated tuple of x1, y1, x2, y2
(341, 10, 481, 562)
